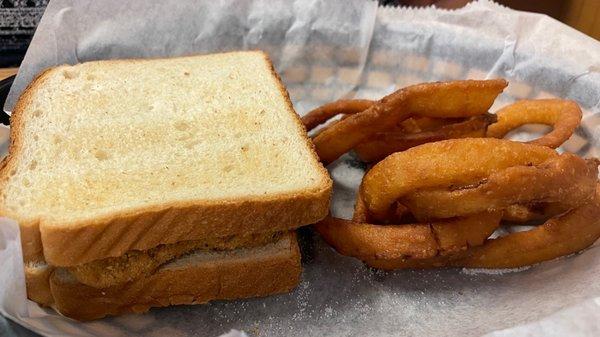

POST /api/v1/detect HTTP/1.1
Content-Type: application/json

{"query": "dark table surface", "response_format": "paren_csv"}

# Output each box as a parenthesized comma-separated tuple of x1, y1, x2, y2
(0, 316, 39, 337)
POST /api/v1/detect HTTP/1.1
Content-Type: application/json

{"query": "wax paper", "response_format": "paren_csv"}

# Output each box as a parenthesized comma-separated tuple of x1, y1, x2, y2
(2, 0, 600, 336)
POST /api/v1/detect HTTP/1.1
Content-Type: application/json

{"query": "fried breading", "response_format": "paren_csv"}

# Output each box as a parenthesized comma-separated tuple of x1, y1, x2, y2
(68, 232, 282, 288)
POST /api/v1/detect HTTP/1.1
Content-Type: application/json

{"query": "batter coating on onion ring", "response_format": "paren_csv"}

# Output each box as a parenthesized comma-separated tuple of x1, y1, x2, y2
(361, 138, 558, 222)
(315, 212, 501, 261)
(367, 184, 600, 270)
(317, 138, 599, 270)
(302, 99, 373, 131)
(302, 98, 495, 163)
(312, 79, 507, 164)
(487, 99, 582, 148)
(308, 80, 600, 270)
(354, 113, 497, 163)
(401, 154, 599, 220)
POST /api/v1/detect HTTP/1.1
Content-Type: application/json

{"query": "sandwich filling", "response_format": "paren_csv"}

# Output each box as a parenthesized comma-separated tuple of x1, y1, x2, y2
(67, 231, 283, 288)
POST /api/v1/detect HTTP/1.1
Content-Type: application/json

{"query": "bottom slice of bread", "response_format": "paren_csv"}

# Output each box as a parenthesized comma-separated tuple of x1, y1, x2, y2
(47, 232, 300, 321)
(25, 262, 54, 307)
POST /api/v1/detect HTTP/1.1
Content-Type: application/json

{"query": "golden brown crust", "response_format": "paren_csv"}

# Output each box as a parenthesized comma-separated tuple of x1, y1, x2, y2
(20, 222, 44, 264)
(49, 233, 301, 321)
(40, 188, 328, 266)
(68, 231, 283, 288)
(25, 263, 54, 306)
(260, 51, 330, 180)
(8, 69, 57, 304)
(1, 51, 332, 267)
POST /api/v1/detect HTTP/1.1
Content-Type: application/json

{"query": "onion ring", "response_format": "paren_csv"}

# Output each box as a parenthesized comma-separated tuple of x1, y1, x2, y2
(486, 99, 582, 148)
(361, 138, 557, 221)
(401, 154, 599, 220)
(302, 99, 460, 134)
(309, 85, 599, 270)
(354, 113, 497, 163)
(353, 194, 502, 256)
(302, 99, 373, 131)
(315, 212, 501, 261)
(315, 190, 501, 262)
(313, 79, 508, 164)
(453, 184, 600, 268)
(368, 184, 600, 269)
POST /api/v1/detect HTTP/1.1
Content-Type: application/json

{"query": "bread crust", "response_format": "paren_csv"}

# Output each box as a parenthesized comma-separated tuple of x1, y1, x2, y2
(1, 67, 53, 263)
(37, 188, 327, 266)
(25, 263, 54, 307)
(49, 232, 301, 321)
(0, 51, 332, 266)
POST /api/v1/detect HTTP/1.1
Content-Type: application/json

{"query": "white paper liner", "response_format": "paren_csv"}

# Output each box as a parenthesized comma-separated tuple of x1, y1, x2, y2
(2, 0, 600, 336)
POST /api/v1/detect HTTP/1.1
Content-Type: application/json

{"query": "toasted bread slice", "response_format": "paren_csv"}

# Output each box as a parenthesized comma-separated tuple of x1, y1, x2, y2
(48, 232, 301, 321)
(1, 51, 331, 266)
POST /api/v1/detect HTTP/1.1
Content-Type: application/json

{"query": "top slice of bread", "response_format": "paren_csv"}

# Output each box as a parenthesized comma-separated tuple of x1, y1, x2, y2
(1, 51, 331, 266)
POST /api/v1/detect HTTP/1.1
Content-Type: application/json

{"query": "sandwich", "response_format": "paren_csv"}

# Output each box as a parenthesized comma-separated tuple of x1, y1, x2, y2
(0, 51, 332, 320)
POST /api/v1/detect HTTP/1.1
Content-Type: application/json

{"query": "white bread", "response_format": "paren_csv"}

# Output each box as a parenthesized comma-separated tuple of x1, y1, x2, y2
(0, 51, 331, 266)
(47, 232, 301, 321)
